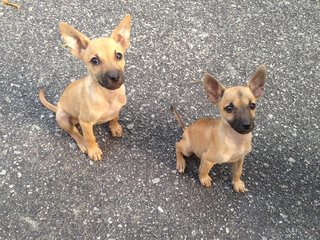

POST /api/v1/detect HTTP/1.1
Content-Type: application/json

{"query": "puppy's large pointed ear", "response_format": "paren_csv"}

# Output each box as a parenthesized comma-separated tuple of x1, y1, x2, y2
(204, 73, 226, 104)
(111, 14, 131, 51)
(59, 22, 90, 59)
(247, 64, 267, 99)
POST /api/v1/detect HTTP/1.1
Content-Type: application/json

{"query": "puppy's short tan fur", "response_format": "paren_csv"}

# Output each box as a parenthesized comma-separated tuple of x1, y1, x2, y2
(39, 15, 131, 161)
(172, 65, 267, 192)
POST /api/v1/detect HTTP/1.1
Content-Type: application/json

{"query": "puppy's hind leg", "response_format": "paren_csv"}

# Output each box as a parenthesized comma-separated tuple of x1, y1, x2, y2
(175, 139, 191, 173)
(56, 110, 86, 153)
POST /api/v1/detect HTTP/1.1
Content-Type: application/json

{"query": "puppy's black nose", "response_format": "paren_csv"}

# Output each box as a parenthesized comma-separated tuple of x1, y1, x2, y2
(107, 71, 120, 82)
(242, 123, 251, 130)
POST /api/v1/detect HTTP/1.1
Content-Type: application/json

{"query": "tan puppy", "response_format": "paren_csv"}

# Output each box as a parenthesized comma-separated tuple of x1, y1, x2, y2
(171, 65, 267, 192)
(39, 15, 131, 161)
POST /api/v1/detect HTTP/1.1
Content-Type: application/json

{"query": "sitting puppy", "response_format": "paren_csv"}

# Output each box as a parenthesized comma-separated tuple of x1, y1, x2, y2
(171, 65, 267, 192)
(39, 15, 131, 161)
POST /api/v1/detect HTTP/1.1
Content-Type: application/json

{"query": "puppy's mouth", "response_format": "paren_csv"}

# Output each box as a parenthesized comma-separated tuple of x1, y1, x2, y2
(228, 120, 255, 135)
(98, 71, 125, 90)
(98, 80, 124, 90)
(236, 129, 253, 135)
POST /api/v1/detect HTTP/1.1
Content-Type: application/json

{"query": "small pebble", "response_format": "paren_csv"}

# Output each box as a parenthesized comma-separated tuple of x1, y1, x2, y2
(157, 206, 164, 213)
(152, 178, 160, 184)
(288, 157, 296, 163)
(126, 123, 134, 130)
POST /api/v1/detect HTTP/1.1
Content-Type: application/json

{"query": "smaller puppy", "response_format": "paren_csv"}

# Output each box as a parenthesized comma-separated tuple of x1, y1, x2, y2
(171, 65, 267, 192)
(39, 15, 131, 161)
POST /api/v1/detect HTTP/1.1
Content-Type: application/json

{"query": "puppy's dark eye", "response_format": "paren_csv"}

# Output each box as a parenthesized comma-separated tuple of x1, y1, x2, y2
(115, 52, 123, 60)
(249, 102, 256, 110)
(91, 57, 100, 65)
(224, 104, 234, 113)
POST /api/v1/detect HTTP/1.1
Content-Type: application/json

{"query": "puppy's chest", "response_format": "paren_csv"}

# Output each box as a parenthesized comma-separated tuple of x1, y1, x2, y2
(96, 94, 126, 124)
(215, 139, 251, 164)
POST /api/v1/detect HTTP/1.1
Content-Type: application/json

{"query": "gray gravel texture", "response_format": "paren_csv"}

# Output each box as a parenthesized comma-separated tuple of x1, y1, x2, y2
(0, 0, 319, 239)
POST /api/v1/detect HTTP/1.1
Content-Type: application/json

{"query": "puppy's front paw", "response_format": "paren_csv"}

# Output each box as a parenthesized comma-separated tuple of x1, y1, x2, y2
(87, 145, 103, 161)
(200, 175, 213, 187)
(76, 141, 87, 153)
(232, 180, 248, 193)
(109, 123, 123, 137)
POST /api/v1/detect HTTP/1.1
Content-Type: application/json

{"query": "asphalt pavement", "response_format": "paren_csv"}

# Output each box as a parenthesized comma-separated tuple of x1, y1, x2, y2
(0, 0, 319, 239)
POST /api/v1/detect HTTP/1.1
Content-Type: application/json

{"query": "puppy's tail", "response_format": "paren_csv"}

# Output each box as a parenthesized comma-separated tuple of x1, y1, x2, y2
(38, 88, 57, 113)
(170, 104, 186, 130)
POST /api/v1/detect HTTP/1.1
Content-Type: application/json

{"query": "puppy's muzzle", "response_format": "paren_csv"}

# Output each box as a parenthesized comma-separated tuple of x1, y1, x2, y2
(98, 70, 125, 90)
(228, 116, 255, 134)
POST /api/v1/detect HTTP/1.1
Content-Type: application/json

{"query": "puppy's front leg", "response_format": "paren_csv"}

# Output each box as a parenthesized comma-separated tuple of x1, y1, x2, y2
(80, 121, 102, 161)
(109, 115, 123, 137)
(232, 157, 248, 193)
(199, 153, 215, 187)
